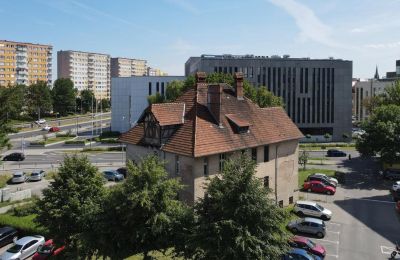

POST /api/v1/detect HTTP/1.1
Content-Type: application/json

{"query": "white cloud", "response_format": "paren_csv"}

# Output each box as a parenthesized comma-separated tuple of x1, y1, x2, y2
(365, 41, 400, 49)
(267, 0, 342, 48)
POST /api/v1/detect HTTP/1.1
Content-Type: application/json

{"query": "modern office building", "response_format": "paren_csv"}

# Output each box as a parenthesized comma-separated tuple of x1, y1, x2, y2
(111, 76, 185, 133)
(353, 79, 395, 121)
(185, 54, 353, 141)
(57, 50, 111, 99)
(110, 57, 147, 77)
(147, 67, 168, 76)
(385, 60, 400, 79)
(0, 40, 52, 86)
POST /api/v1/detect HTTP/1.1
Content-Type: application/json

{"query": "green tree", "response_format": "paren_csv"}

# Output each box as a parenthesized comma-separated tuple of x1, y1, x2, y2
(206, 72, 234, 85)
(79, 89, 96, 113)
(256, 86, 284, 108)
(356, 104, 400, 163)
(147, 92, 165, 105)
(52, 78, 76, 116)
(182, 154, 290, 260)
(299, 150, 310, 170)
(26, 82, 52, 118)
(0, 84, 25, 120)
(100, 98, 110, 110)
(93, 156, 188, 259)
(324, 133, 331, 142)
(166, 80, 185, 101)
(36, 154, 106, 258)
(383, 80, 400, 105)
(362, 95, 384, 115)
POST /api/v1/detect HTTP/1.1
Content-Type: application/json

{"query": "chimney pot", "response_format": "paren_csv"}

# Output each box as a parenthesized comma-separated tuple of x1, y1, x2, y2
(207, 84, 223, 127)
(196, 72, 206, 83)
(234, 72, 244, 100)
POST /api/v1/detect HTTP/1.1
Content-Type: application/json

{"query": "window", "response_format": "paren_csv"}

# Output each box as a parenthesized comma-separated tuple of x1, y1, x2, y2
(279, 200, 284, 208)
(264, 145, 269, 162)
(203, 157, 209, 176)
(264, 176, 269, 188)
(251, 148, 257, 162)
(219, 153, 226, 171)
(289, 196, 294, 204)
(175, 155, 180, 175)
(148, 82, 152, 95)
(161, 82, 165, 95)
(156, 82, 160, 93)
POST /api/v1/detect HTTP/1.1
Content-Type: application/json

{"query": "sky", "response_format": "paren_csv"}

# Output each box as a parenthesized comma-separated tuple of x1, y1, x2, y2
(1, 0, 400, 79)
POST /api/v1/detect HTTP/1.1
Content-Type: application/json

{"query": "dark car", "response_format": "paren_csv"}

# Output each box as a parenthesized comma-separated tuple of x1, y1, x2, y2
(0, 226, 18, 247)
(116, 167, 127, 178)
(383, 169, 400, 180)
(326, 149, 347, 157)
(2, 152, 25, 161)
(306, 174, 337, 188)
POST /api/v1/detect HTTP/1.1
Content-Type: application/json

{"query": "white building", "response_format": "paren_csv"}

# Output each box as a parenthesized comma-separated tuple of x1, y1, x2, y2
(58, 50, 111, 99)
(111, 57, 147, 77)
(111, 76, 185, 133)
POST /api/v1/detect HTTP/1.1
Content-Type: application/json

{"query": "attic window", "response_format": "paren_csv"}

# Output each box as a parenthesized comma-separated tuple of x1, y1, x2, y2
(225, 114, 250, 134)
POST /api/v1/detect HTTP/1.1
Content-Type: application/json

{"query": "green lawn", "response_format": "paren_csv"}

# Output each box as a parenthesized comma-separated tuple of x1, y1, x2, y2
(298, 168, 336, 188)
(30, 136, 75, 145)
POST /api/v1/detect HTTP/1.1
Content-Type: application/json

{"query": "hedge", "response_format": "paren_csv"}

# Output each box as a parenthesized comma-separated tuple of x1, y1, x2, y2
(65, 140, 86, 145)
(99, 131, 120, 139)
(29, 141, 45, 145)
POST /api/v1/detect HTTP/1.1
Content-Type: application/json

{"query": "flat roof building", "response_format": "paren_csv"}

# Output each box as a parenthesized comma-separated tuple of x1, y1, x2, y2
(185, 54, 353, 141)
(110, 57, 147, 77)
(0, 40, 52, 86)
(58, 50, 111, 100)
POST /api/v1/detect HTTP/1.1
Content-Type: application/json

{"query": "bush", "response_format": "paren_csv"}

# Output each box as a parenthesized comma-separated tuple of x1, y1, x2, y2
(56, 133, 77, 138)
(0, 214, 48, 236)
(64, 140, 86, 145)
(99, 131, 120, 139)
(107, 146, 123, 151)
(11, 202, 39, 217)
(100, 138, 120, 144)
(29, 141, 45, 145)
(0, 174, 11, 188)
(45, 171, 58, 180)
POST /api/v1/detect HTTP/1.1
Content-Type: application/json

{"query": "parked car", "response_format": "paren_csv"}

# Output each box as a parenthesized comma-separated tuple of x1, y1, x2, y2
(382, 169, 400, 180)
(35, 119, 46, 125)
(116, 167, 127, 178)
(103, 170, 124, 181)
(289, 236, 326, 258)
(282, 248, 322, 260)
(0, 227, 18, 248)
(41, 125, 51, 131)
(11, 171, 27, 184)
(306, 174, 337, 188)
(303, 180, 336, 195)
(326, 149, 347, 157)
(0, 235, 45, 260)
(287, 217, 326, 238)
(32, 239, 65, 260)
(313, 173, 339, 186)
(48, 127, 60, 133)
(293, 201, 332, 220)
(2, 153, 25, 161)
(30, 170, 45, 182)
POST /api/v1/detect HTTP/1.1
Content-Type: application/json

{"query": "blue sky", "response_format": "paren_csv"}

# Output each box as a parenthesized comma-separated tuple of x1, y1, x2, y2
(1, 0, 400, 79)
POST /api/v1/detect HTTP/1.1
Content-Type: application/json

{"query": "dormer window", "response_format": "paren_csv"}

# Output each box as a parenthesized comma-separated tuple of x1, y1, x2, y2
(225, 114, 250, 134)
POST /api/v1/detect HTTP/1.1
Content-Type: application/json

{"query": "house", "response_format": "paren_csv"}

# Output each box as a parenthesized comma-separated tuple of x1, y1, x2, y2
(119, 72, 304, 205)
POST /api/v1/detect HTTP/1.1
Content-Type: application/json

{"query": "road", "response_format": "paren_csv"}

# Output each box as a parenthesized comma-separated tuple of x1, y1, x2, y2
(299, 151, 399, 260)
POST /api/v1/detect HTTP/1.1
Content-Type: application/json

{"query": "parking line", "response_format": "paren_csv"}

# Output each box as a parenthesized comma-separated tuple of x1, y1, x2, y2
(326, 230, 340, 234)
(381, 246, 396, 255)
(316, 239, 339, 244)
(326, 254, 339, 258)
(345, 197, 395, 204)
(328, 222, 341, 226)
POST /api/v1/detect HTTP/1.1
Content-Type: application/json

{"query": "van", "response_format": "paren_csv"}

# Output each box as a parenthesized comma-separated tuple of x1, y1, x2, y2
(294, 201, 332, 220)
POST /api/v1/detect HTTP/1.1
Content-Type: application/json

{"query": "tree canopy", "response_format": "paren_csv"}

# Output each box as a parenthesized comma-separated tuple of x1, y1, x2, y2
(79, 89, 95, 113)
(181, 154, 290, 260)
(52, 78, 76, 116)
(36, 154, 106, 258)
(26, 81, 53, 118)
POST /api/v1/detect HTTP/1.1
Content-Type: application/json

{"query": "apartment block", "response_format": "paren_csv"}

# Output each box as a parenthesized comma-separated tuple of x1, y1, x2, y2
(147, 67, 168, 76)
(58, 50, 111, 99)
(0, 40, 52, 86)
(110, 57, 147, 77)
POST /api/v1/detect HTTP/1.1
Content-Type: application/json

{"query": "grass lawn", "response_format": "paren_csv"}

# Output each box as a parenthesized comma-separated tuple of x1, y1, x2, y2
(298, 168, 336, 189)
(0, 213, 47, 235)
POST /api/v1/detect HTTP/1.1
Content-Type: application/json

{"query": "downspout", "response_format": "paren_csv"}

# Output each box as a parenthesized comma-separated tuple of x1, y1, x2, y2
(275, 143, 279, 205)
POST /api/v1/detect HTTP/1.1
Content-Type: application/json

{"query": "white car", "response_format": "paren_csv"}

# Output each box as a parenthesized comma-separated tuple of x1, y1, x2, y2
(30, 170, 45, 181)
(41, 125, 50, 131)
(11, 172, 27, 184)
(313, 173, 339, 186)
(35, 119, 46, 125)
(392, 181, 400, 191)
(0, 235, 45, 260)
(294, 200, 333, 220)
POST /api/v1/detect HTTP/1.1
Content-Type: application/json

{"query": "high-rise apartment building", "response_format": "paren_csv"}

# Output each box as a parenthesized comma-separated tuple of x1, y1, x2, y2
(147, 67, 168, 76)
(0, 40, 52, 86)
(185, 54, 353, 141)
(110, 57, 147, 77)
(58, 50, 111, 99)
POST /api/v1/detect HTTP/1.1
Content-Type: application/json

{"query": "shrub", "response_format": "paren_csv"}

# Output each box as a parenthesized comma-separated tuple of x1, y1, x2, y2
(0, 214, 48, 236)
(0, 174, 11, 188)
(64, 140, 86, 145)
(100, 138, 120, 144)
(45, 171, 58, 180)
(29, 141, 45, 145)
(11, 202, 39, 217)
(107, 146, 123, 151)
(99, 131, 120, 139)
(56, 133, 77, 138)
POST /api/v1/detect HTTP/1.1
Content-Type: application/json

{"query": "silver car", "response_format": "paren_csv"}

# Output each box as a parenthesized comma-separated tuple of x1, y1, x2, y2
(11, 172, 27, 184)
(294, 201, 332, 220)
(0, 235, 45, 260)
(287, 217, 326, 238)
(29, 170, 45, 182)
(313, 173, 339, 186)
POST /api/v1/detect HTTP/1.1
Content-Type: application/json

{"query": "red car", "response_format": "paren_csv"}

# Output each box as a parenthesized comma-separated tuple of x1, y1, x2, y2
(289, 235, 326, 258)
(48, 127, 60, 132)
(303, 180, 336, 195)
(32, 239, 65, 260)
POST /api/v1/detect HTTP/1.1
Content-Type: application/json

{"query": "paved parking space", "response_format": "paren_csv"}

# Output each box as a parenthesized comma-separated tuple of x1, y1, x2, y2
(316, 221, 341, 259)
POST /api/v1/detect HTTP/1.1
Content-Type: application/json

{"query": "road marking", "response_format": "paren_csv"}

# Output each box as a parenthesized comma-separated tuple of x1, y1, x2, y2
(326, 230, 340, 234)
(327, 222, 341, 226)
(316, 238, 339, 244)
(381, 245, 396, 254)
(345, 197, 395, 204)
(325, 254, 339, 258)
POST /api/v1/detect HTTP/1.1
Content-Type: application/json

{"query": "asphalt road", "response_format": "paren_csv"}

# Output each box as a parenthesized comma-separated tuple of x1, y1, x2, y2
(299, 151, 399, 259)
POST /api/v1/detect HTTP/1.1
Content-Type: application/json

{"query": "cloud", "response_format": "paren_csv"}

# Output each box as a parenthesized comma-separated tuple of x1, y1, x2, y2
(365, 41, 400, 49)
(267, 0, 342, 48)
(164, 0, 200, 15)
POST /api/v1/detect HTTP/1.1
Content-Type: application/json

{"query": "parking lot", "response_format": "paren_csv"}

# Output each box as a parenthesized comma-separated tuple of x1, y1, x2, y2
(297, 151, 400, 260)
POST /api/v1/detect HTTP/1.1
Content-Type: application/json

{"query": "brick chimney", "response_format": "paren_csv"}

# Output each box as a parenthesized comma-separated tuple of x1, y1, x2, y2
(234, 72, 244, 100)
(196, 71, 206, 83)
(207, 84, 223, 127)
(196, 72, 208, 105)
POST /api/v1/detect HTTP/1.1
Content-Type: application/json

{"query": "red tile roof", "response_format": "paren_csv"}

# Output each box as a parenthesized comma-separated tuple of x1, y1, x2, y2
(225, 113, 250, 127)
(150, 103, 185, 126)
(120, 83, 303, 157)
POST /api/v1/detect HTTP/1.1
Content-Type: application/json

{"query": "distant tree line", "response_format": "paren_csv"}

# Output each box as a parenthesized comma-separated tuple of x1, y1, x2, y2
(148, 72, 284, 108)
